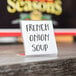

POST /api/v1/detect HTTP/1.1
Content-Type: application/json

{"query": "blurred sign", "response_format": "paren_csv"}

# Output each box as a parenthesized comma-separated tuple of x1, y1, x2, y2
(20, 20, 57, 56)
(7, 0, 62, 15)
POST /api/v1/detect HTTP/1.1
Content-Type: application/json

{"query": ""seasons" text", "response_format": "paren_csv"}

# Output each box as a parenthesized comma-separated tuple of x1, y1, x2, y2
(7, 0, 62, 15)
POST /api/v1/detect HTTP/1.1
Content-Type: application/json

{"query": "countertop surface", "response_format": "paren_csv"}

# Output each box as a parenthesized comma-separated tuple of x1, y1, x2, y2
(0, 43, 76, 66)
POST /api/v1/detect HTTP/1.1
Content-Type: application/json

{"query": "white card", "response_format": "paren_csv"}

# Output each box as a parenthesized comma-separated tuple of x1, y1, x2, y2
(20, 20, 58, 56)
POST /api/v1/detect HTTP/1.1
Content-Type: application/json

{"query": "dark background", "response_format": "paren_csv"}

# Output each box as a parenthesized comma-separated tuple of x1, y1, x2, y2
(53, 0, 76, 28)
(0, 0, 19, 28)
